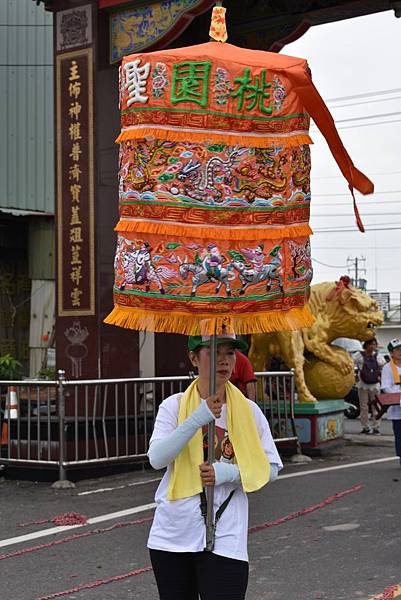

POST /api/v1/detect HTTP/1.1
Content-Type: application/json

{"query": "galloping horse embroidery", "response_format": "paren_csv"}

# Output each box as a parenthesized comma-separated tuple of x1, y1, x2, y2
(179, 259, 235, 297)
(228, 260, 284, 295)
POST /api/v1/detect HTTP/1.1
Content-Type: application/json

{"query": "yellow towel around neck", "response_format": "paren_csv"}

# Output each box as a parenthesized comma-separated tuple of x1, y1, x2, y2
(390, 359, 401, 384)
(167, 379, 270, 501)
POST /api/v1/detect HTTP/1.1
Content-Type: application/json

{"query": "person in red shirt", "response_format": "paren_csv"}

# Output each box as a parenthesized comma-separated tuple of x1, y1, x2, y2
(230, 350, 257, 400)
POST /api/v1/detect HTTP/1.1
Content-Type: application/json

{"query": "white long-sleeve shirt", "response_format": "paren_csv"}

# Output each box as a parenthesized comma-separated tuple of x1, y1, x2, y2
(381, 362, 401, 420)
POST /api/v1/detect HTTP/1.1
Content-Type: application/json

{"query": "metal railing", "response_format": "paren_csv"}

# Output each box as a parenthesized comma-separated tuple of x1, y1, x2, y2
(0, 370, 298, 481)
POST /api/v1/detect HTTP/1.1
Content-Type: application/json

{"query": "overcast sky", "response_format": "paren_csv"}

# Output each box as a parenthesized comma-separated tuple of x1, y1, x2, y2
(284, 10, 401, 295)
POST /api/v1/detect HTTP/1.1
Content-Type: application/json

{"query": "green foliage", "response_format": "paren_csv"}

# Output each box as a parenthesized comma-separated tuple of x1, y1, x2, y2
(0, 354, 22, 381)
(37, 367, 56, 380)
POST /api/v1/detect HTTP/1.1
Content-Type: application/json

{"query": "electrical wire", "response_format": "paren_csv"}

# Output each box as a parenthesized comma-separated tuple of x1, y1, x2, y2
(337, 119, 401, 130)
(311, 257, 347, 268)
(327, 95, 401, 110)
(314, 226, 401, 233)
(313, 170, 401, 180)
(314, 190, 401, 197)
(312, 212, 401, 218)
(314, 199, 401, 207)
(325, 87, 401, 103)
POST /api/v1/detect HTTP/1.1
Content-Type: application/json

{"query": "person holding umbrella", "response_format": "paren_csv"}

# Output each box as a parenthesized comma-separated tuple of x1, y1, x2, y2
(147, 333, 282, 600)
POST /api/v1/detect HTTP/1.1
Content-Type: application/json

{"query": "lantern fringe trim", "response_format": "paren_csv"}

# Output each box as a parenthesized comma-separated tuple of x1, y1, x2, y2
(103, 305, 315, 335)
(116, 128, 313, 149)
(114, 220, 312, 241)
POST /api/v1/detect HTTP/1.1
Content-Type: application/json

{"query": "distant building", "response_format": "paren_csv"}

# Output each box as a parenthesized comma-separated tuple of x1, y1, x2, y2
(0, 1, 54, 377)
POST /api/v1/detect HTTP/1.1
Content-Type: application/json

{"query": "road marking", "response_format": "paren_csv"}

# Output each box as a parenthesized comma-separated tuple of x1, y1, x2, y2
(0, 455, 398, 550)
(0, 503, 156, 549)
(279, 456, 398, 479)
(77, 476, 162, 496)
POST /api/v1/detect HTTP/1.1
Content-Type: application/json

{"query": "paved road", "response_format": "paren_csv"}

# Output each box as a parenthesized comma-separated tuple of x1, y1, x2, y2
(0, 429, 400, 600)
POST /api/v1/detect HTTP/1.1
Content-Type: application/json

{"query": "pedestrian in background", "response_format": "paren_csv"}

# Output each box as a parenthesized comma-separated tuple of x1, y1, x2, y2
(381, 338, 401, 465)
(147, 333, 282, 600)
(354, 338, 385, 434)
(230, 350, 257, 401)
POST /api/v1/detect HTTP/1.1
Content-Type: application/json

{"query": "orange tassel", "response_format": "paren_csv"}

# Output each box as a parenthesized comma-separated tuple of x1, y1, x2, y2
(114, 219, 313, 242)
(104, 304, 315, 335)
(116, 128, 313, 150)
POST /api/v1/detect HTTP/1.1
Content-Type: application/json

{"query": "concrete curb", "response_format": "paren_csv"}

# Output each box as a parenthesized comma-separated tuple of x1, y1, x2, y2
(344, 433, 394, 447)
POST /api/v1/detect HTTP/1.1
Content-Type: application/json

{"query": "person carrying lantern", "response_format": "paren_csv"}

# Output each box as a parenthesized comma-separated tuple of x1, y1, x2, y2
(147, 333, 282, 600)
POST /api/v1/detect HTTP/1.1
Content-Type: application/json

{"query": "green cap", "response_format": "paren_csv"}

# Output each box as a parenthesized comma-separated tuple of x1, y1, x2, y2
(388, 338, 401, 353)
(188, 334, 248, 353)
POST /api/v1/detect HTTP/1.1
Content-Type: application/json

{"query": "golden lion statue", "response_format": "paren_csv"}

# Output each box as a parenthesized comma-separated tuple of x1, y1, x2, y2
(249, 277, 383, 403)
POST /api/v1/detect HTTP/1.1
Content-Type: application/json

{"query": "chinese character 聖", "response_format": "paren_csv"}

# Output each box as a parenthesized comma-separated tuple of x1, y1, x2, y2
(232, 68, 272, 115)
(171, 61, 211, 107)
(124, 59, 150, 107)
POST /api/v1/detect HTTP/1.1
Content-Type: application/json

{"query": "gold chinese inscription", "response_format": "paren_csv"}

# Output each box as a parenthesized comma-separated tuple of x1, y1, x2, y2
(68, 59, 83, 308)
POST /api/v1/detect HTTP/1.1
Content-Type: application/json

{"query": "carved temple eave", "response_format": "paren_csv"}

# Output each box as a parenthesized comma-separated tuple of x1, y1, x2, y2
(34, 0, 393, 56)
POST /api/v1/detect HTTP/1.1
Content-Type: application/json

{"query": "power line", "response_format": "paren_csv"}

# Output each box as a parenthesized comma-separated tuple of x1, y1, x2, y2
(312, 246, 401, 250)
(327, 95, 401, 110)
(312, 212, 401, 218)
(325, 87, 401, 103)
(314, 226, 401, 233)
(316, 220, 401, 228)
(313, 170, 401, 180)
(314, 199, 401, 207)
(337, 118, 401, 130)
(314, 190, 401, 197)
(312, 257, 347, 268)
(311, 110, 401, 126)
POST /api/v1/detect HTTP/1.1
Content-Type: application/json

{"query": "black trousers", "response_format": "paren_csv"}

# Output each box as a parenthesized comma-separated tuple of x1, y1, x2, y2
(392, 419, 401, 457)
(149, 548, 249, 600)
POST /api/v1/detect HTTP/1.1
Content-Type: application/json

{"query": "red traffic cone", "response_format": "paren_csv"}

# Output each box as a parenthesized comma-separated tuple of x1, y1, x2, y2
(0, 421, 8, 445)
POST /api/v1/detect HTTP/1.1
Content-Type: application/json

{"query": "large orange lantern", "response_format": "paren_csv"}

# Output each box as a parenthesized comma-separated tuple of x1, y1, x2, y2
(105, 32, 373, 336)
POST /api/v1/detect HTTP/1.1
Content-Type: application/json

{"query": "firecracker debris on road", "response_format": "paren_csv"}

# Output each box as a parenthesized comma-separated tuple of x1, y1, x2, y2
(1, 427, 400, 600)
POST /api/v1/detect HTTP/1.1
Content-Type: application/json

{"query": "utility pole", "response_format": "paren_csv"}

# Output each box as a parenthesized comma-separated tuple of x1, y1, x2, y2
(347, 256, 367, 290)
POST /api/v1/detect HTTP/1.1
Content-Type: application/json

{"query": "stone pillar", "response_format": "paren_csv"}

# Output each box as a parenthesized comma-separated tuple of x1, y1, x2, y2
(54, 1, 139, 379)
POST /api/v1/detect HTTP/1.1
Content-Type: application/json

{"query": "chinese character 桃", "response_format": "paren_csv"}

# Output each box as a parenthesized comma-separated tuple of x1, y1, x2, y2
(171, 61, 211, 107)
(232, 68, 273, 115)
(124, 59, 150, 107)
